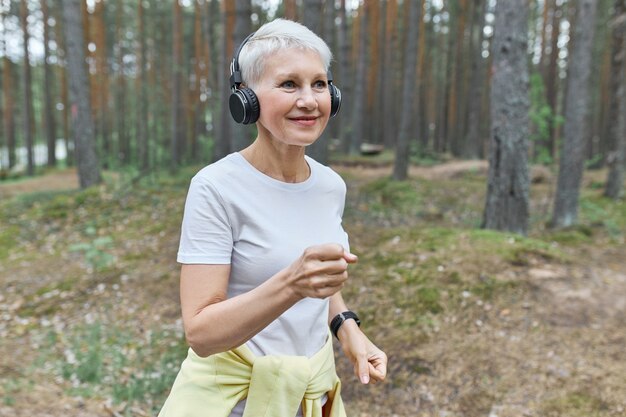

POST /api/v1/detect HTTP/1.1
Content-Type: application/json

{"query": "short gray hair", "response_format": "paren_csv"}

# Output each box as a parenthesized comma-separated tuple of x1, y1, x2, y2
(238, 18, 332, 88)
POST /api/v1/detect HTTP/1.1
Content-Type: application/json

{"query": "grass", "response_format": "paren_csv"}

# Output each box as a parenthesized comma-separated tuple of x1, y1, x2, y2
(2, 162, 625, 416)
(541, 391, 610, 417)
(39, 321, 188, 414)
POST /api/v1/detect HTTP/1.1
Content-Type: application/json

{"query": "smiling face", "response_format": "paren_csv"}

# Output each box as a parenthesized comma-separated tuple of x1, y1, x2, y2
(252, 48, 331, 148)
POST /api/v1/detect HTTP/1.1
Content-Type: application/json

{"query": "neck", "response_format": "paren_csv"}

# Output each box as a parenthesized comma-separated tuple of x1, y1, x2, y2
(240, 134, 310, 183)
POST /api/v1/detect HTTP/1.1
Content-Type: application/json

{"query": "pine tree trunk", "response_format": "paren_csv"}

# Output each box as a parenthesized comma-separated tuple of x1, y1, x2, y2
(137, 0, 149, 172)
(482, 0, 530, 235)
(215, 0, 233, 162)
(51, 5, 72, 167)
(462, 0, 487, 159)
(546, 1, 562, 157)
(303, 0, 329, 163)
(552, 0, 599, 227)
(1, 8, 16, 169)
(61, 0, 102, 188)
(230, 0, 252, 152)
(41, 0, 57, 167)
(20, 0, 35, 176)
(349, 3, 368, 155)
(392, 0, 420, 181)
(604, 0, 626, 198)
(337, 0, 351, 152)
(171, 0, 183, 173)
(115, 2, 128, 165)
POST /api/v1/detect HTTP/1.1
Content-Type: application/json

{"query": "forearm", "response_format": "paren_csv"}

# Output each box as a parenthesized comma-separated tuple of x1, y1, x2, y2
(328, 292, 360, 339)
(186, 269, 300, 357)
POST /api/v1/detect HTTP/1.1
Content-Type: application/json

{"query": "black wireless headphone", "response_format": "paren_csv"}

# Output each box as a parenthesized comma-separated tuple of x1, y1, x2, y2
(229, 32, 342, 125)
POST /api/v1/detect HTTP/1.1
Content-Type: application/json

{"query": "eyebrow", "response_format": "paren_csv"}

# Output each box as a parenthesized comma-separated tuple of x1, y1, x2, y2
(275, 72, 327, 80)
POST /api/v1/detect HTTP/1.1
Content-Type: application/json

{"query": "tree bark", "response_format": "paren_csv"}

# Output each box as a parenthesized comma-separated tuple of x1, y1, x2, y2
(337, 0, 351, 152)
(61, 0, 102, 188)
(137, 0, 149, 172)
(230, 0, 252, 152)
(115, 2, 128, 165)
(1, 7, 16, 169)
(215, 0, 233, 162)
(51, 4, 72, 167)
(604, 1, 626, 198)
(349, 3, 369, 155)
(392, 0, 420, 181)
(20, 0, 35, 176)
(552, 0, 599, 228)
(41, 0, 58, 167)
(302, 0, 329, 163)
(462, 0, 487, 159)
(171, 0, 184, 173)
(482, 0, 531, 235)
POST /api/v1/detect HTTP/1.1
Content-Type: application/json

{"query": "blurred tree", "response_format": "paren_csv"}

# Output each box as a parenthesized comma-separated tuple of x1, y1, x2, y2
(604, 0, 626, 198)
(552, 0, 599, 228)
(337, 0, 350, 151)
(115, 2, 129, 165)
(91, 0, 110, 168)
(284, 0, 297, 20)
(349, 2, 368, 155)
(392, 0, 420, 181)
(137, 0, 149, 172)
(462, 0, 487, 159)
(19, 0, 34, 175)
(229, 0, 252, 152)
(61, 0, 102, 188)
(41, 0, 57, 167)
(303, 0, 329, 164)
(1, 3, 16, 169)
(381, 0, 399, 150)
(482, 0, 530, 235)
(215, 0, 234, 162)
(51, 3, 72, 166)
(171, 0, 184, 173)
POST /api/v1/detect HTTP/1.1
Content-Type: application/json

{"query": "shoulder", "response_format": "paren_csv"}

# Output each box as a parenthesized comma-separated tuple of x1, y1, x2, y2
(306, 156, 346, 191)
(191, 153, 242, 188)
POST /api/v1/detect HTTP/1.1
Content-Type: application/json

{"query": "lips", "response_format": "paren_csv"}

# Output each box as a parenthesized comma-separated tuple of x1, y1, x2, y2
(288, 115, 319, 127)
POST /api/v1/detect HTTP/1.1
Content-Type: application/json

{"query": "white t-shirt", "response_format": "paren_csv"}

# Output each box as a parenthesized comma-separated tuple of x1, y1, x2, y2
(177, 152, 349, 417)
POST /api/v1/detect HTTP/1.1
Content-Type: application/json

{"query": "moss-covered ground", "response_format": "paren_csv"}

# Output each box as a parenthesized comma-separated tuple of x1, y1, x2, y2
(0, 162, 625, 417)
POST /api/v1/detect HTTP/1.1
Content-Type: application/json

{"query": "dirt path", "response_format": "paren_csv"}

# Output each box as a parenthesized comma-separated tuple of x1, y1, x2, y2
(0, 169, 79, 199)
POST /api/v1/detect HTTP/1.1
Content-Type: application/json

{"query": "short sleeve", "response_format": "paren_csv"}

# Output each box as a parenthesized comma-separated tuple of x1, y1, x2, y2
(177, 177, 233, 264)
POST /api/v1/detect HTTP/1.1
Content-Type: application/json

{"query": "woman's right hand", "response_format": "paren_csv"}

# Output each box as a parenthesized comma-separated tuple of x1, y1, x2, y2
(286, 244, 358, 299)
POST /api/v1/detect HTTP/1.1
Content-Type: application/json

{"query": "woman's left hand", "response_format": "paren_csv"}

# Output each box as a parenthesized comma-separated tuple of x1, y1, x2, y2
(337, 322, 387, 384)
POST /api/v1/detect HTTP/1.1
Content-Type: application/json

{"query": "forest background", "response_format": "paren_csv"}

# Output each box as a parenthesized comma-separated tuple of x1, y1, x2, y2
(0, 0, 625, 416)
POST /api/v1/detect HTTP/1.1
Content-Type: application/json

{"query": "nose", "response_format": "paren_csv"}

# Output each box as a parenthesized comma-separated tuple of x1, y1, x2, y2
(296, 87, 317, 110)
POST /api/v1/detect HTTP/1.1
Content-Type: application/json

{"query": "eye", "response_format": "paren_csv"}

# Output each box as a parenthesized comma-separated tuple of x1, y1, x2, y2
(313, 80, 327, 90)
(280, 80, 296, 89)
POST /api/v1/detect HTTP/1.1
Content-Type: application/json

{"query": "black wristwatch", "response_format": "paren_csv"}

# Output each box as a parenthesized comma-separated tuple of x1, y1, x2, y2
(330, 311, 361, 339)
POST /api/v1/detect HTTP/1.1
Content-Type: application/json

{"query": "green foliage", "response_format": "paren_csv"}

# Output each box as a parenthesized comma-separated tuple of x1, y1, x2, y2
(69, 226, 115, 271)
(43, 321, 187, 413)
(541, 391, 609, 416)
(529, 72, 563, 165)
(359, 177, 421, 214)
(579, 197, 624, 239)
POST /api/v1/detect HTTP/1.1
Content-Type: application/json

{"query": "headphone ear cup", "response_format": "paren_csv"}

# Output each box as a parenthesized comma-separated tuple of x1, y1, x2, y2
(229, 87, 260, 124)
(329, 84, 342, 118)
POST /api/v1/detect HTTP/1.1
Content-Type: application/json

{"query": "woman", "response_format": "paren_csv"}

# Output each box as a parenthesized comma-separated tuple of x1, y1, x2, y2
(159, 19, 387, 417)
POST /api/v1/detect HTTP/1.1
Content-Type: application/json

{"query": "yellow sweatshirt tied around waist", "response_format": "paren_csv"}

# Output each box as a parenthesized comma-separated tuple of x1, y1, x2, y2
(158, 334, 346, 417)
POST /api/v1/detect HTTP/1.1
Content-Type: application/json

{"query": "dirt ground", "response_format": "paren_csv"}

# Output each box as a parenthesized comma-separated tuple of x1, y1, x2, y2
(0, 164, 625, 417)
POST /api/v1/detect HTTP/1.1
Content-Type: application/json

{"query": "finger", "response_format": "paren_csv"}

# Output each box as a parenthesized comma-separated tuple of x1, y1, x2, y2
(317, 258, 349, 275)
(368, 362, 386, 382)
(343, 251, 358, 264)
(355, 354, 370, 384)
(316, 243, 346, 261)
